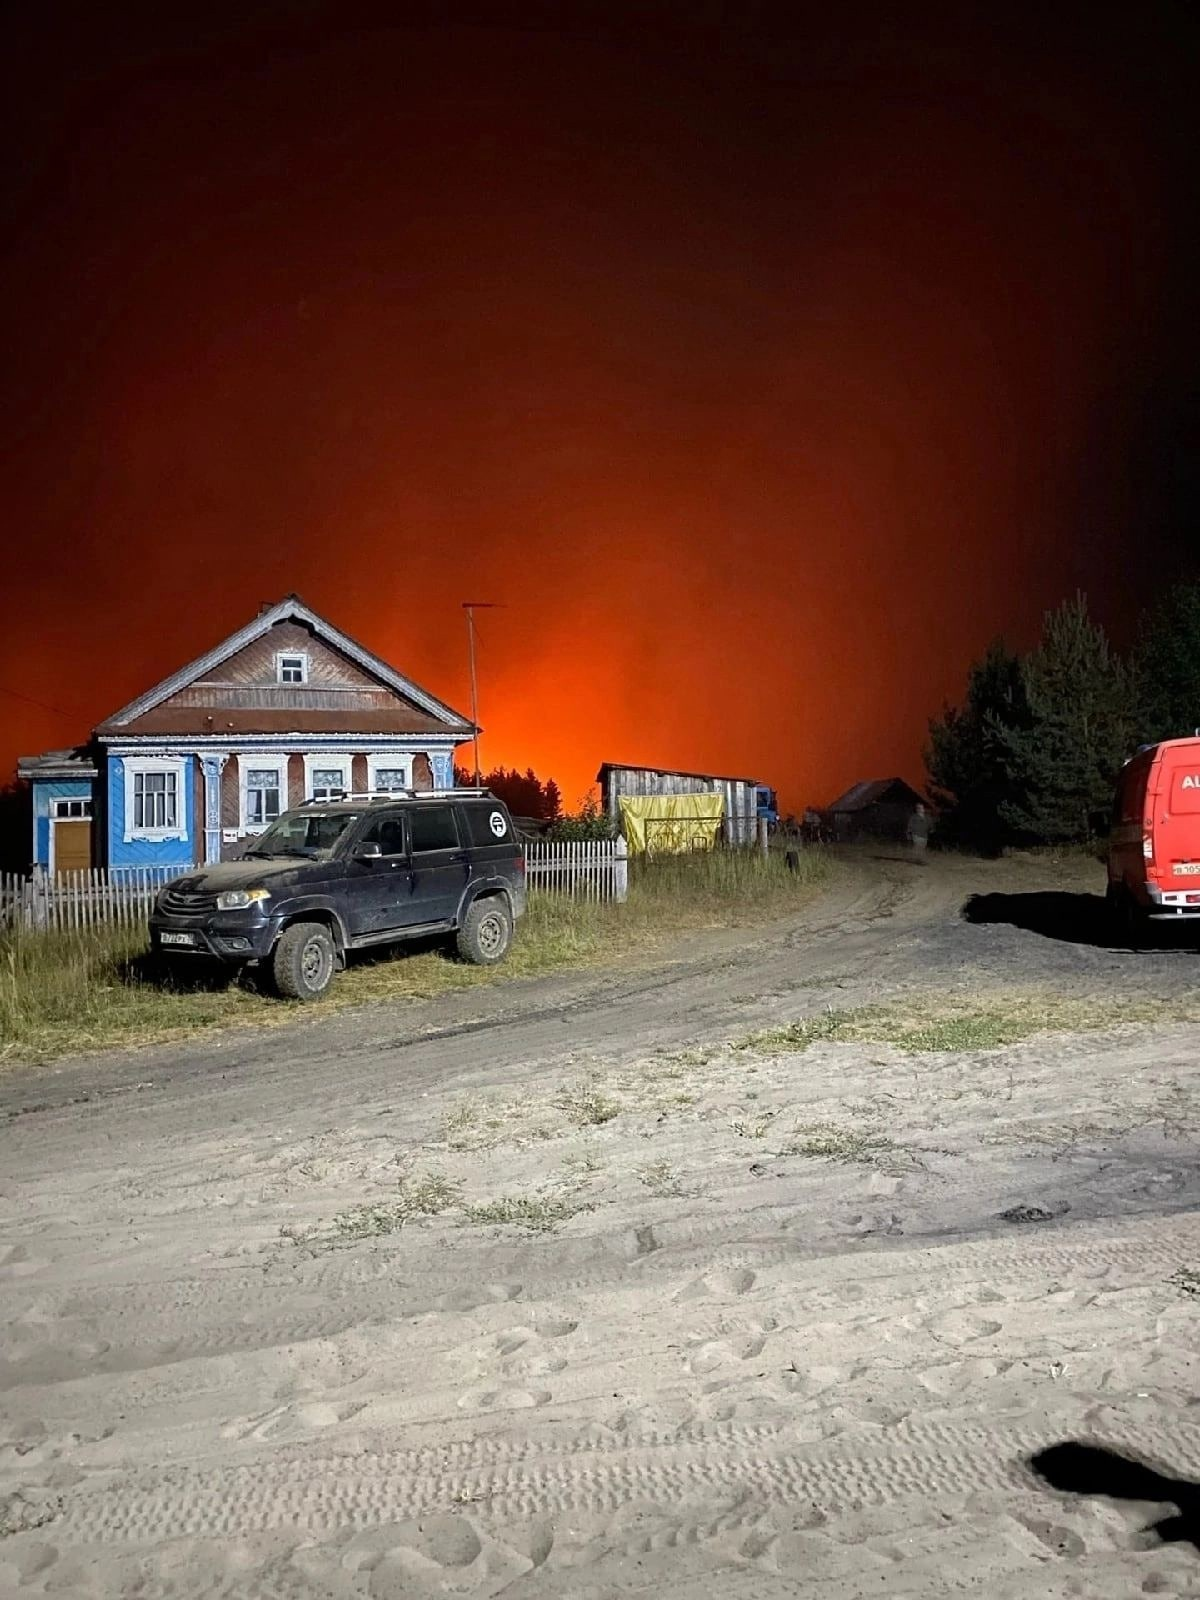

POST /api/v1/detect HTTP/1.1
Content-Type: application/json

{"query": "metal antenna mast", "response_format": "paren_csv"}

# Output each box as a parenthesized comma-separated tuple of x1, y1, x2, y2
(462, 602, 502, 785)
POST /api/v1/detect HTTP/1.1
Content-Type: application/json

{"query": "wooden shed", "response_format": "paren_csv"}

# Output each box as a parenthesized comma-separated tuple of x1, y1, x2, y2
(826, 777, 925, 842)
(597, 762, 760, 847)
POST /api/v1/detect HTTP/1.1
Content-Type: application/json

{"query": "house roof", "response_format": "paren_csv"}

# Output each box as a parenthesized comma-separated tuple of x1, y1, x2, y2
(16, 749, 98, 781)
(827, 777, 924, 812)
(114, 706, 458, 738)
(95, 595, 475, 738)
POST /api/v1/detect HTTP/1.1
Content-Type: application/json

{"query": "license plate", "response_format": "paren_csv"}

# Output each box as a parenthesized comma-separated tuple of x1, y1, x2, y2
(1173, 863, 1200, 876)
(160, 931, 197, 947)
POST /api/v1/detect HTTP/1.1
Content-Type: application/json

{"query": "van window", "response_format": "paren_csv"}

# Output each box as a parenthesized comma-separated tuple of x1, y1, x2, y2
(460, 804, 512, 846)
(410, 805, 459, 853)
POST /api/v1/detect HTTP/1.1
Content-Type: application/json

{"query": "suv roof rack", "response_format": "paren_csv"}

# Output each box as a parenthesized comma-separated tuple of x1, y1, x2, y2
(299, 788, 496, 807)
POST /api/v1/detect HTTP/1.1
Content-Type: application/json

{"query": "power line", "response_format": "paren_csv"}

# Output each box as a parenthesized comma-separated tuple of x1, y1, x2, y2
(0, 681, 83, 720)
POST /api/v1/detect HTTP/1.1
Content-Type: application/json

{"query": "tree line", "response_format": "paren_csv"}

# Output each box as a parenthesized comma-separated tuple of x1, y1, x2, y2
(454, 764, 563, 820)
(927, 582, 1200, 852)
(454, 764, 616, 839)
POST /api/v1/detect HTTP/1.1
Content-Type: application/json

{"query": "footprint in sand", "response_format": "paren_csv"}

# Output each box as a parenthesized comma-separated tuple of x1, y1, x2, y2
(678, 1269, 757, 1302)
(491, 1317, 577, 1379)
(684, 1333, 768, 1376)
(351, 1515, 554, 1598)
(917, 1357, 1012, 1395)
(436, 1282, 523, 1314)
(493, 1318, 577, 1358)
(456, 1386, 551, 1411)
(922, 1308, 1005, 1347)
(1014, 1514, 1086, 1557)
(0, 1245, 50, 1279)
(838, 1211, 904, 1238)
(219, 1399, 364, 1441)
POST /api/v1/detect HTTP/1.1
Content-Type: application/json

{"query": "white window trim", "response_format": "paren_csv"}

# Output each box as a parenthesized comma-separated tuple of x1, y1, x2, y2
(123, 756, 187, 843)
(275, 650, 309, 685)
(236, 753, 288, 834)
(366, 752, 414, 795)
(302, 752, 352, 801)
(52, 798, 93, 819)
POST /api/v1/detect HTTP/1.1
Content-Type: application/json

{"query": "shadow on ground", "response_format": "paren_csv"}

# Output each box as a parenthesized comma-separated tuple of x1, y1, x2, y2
(118, 951, 263, 994)
(963, 891, 1123, 948)
(1031, 1442, 1200, 1552)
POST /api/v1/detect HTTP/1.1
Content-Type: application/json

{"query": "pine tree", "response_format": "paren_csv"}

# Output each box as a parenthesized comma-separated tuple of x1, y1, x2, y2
(925, 641, 1029, 853)
(996, 593, 1134, 843)
(1131, 581, 1200, 743)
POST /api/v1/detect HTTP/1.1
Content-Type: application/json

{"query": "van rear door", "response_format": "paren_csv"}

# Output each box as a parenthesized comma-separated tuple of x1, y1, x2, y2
(1157, 746, 1200, 887)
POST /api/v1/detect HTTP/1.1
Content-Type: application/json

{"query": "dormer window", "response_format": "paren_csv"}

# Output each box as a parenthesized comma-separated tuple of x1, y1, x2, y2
(276, 652, 308, 685)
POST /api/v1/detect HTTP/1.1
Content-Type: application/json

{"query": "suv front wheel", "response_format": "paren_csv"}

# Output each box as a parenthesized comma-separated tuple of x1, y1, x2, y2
(457, 898, 512, 965)
(272, 921, 336, 1000)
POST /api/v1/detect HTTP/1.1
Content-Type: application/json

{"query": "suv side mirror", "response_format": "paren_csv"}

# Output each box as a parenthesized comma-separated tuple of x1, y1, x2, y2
(355, 840, 382, 860)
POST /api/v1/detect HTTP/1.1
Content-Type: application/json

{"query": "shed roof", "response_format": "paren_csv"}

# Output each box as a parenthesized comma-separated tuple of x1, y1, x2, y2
(827, 777, 924, 812)
(16, 749, 98, 781)
(597, 761, 760, 786)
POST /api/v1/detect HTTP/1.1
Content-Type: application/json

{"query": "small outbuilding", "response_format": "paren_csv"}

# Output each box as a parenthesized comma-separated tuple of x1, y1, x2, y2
(597, 762, 760, 848)
(826, 778, 926, 843)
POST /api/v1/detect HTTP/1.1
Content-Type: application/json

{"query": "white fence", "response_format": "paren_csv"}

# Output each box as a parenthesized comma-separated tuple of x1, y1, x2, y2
(0, 868, 178, 935)
(0, 842, 628, 936)
(524, 837, 627, 902)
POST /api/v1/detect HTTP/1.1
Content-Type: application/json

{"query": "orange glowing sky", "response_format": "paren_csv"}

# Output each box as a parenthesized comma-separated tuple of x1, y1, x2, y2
(1, 5, 1195, 811)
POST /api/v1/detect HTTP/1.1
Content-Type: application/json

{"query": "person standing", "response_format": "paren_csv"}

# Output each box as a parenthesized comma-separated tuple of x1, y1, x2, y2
(907, 802, 930, 852)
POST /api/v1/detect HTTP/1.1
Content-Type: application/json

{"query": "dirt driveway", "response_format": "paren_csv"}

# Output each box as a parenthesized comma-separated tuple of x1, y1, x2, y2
(2, 851, 1199, 1598)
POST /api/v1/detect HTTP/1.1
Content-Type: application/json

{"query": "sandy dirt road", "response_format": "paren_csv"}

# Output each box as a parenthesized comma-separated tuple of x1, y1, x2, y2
(2, 852, 1199, 1598)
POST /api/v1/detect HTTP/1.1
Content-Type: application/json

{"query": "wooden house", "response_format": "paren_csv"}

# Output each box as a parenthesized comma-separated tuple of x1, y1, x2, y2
(18, 595, 474, 875)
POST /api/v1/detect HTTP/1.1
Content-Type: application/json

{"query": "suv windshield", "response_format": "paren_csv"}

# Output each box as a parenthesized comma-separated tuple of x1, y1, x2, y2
(244, 809, 361, 859)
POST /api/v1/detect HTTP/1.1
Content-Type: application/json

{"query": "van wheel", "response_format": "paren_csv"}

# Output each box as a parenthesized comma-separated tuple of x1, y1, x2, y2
(457, 899, 512, 965)
(272, 921, 336, 1000)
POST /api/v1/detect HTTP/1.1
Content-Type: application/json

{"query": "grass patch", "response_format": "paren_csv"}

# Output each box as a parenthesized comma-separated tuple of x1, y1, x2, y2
(319, 1172, 462, 1243)
(560, 1151, 606, 1189)
(661, 1046, 718, 1068)
(0, 924, 284, 1065)
(461, 1192, 590, 1233)
(738, 989, 1200, 1058)
(0, 849, 832, 1065)
(555, 1083, 622, 1126)
(731, 1113, 777, 1138)
(637, 1159, 685, 1196)
(780, 1123, 894, 1161)
(1170, 1267, 1200, 1299)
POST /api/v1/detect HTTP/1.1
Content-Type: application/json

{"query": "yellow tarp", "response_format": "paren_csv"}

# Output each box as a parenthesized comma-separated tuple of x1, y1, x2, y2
(618, 792, 725, 855)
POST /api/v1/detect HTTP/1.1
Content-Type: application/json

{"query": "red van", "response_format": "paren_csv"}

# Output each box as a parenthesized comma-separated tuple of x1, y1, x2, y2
(1108, 735, 1200, 939)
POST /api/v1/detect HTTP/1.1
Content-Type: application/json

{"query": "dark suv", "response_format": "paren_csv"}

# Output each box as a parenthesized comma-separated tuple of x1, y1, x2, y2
(149, 791, 526, 1000)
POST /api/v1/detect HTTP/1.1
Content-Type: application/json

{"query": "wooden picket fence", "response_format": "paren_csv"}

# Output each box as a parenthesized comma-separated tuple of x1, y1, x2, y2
(524, 837, 627, 902)
(0, 843, 629, 935)
(0, 868, 178, 936)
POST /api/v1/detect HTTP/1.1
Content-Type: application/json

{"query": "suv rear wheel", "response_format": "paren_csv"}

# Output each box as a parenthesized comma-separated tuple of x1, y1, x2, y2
(272, 921, 336, 1000)
(457, 898, 512, 965)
